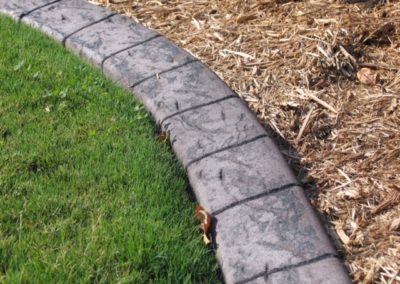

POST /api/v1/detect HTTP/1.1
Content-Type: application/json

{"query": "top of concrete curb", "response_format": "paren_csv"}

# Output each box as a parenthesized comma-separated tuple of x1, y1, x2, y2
(0, 1, 352, 283)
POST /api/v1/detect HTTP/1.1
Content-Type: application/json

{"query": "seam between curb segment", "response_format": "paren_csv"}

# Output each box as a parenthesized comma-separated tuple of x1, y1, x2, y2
(130, 59, 199, 88)
(212, 182, 302, 216)
(234, 253, 339, 284)
(18, 0, 62, 21)
(184, 134, 269, 170)
(100, 34, 162, 72)
(62, 13, 116, 47)
(160, 95, 239, 126)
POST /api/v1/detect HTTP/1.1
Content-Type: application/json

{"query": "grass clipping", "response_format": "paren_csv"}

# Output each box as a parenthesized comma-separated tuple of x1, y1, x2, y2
(89, 0, 399, 282)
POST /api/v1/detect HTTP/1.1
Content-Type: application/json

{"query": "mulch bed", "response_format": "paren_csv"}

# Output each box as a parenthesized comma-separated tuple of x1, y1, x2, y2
(89, 0, 400, 282)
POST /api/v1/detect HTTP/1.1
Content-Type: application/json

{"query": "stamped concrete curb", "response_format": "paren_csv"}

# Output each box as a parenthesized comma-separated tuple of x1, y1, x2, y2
(0, 1, 352, 283)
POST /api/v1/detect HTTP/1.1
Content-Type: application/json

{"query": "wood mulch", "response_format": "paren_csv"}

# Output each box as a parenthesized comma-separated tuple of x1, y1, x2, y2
(88, 0, 400, 282)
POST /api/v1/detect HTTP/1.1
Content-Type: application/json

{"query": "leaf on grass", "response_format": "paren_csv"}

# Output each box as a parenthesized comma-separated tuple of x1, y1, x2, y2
(195, 205, 212, 245)
(357, 68, 379, 85)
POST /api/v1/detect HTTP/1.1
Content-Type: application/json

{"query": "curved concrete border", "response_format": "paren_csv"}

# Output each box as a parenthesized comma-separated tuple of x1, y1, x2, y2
(0, 1, 351, 283)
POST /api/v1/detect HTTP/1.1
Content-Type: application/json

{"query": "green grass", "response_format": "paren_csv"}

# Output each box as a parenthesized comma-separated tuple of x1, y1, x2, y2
(0, 15, 221, 283)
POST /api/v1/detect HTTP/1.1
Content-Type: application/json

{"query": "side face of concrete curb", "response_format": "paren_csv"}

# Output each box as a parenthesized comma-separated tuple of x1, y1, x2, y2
(0, 1, 352, 283)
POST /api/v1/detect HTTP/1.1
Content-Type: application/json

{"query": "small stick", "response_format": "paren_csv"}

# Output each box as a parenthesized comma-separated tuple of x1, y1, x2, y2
(306, 92, 338, 114)
(296, 106, 314, 142)
(269, 119, 285, 139)
(339, 45, 358, 67)
(222, 49, 254, 59)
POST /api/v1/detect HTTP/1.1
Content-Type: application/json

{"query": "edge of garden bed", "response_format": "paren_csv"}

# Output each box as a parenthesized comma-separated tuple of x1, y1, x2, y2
(0, 1, 351, 283)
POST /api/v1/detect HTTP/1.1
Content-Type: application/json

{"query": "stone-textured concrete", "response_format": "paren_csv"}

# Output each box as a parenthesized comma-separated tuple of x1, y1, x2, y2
(65, 13, 159, 68)
(132, 61, 237, 123)
(161, 97, 267, 166)
(0, 0, 58, 19)
(0, 1, 352, 283)
(265, 257, 352, 284)
(187, 136, 299, 214)
(21, 0, 113, 43)
(213, 186, 343, 284)
(102, 36, 195, 89)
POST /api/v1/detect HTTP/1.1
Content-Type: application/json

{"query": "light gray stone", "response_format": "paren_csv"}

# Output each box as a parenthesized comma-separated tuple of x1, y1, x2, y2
(131, 61, 237, 123)
(0, 0, 58, 19)
(161, 97, 266, 167)
(102, 36, 195, 89)
(21, 0, 113, 43)
(214, 186, 338, 284)
(266, 257, 351, 284)
(65, 14, 158, 68)
(187, 136, 299, 214)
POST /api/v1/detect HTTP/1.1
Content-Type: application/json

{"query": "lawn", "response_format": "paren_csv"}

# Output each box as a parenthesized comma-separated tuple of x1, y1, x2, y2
(0, 15, 221, 283)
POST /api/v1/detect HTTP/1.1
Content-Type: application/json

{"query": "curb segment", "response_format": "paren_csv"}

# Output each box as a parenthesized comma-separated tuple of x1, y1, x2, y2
(161, 97, 267, 167)
(131, 61, 238, 122)
(65, 13, 160, 69)
(261, 256, 351, 284)
(0, 0, 59, 20)
(0, 1, 351, 283)
(103, 36, 196, 89)
(186, 136, 300, 214)
(21, 0, 113, 43)
(213, 186, 338, 283)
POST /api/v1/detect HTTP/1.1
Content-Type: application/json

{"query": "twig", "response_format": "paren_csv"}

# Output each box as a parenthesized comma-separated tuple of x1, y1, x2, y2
(298, 89, 338, 114)
(296, 106, 314, 142)
(339, 45, 358, 67)
(221, 49, 254, 59)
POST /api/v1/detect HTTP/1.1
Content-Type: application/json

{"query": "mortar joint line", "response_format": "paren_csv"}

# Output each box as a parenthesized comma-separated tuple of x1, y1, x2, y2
(62, 13, 116, 47)
(212, 182, 302, 216)
(19, 0, 62, 21)
(101, 34, 162, 72)
(235, 253, 339, 284)
(184, 134, 269, 170)
(159, 95, 239, 126)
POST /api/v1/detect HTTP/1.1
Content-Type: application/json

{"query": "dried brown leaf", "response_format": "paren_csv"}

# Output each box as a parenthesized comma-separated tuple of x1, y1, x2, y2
(357, 68, 380, 85)
(195, 205, 212, 245)
(159, 131, 168, 143)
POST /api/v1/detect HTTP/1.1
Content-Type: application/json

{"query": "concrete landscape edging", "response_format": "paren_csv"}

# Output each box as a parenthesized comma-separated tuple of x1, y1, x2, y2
(0, 1, 352, 283)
